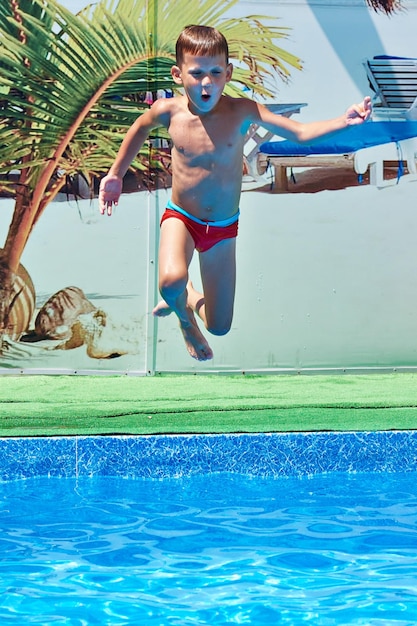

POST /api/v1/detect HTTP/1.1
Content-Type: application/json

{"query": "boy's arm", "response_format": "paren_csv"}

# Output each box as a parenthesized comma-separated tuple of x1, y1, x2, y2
(99, 99, 169, 216)
(250, 96, 372, 144)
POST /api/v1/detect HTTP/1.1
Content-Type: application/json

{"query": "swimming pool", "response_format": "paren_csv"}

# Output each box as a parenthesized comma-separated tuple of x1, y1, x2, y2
(1, 431, 417, 625)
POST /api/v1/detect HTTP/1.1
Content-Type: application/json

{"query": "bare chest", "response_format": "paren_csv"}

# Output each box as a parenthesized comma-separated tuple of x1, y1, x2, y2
(169, 115, 243, 168)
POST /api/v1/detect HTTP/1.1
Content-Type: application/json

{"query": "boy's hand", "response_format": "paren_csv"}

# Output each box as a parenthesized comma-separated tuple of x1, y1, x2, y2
(345, 96, 372, 125)
(99, 174, 123, 216)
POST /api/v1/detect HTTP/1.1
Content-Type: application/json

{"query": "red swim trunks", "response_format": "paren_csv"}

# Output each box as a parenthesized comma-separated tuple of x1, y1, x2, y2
(160, 205, 239, 253)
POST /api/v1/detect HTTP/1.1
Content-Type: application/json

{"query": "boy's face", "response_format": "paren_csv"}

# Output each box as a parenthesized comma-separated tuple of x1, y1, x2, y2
(171, 53, 233, 114)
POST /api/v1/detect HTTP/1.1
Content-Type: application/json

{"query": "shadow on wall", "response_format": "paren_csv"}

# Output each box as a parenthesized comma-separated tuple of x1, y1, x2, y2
(306, 0, 388, 93)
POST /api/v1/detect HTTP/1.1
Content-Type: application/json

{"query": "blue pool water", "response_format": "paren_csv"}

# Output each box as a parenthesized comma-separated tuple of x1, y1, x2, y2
(1, 470, 417, 625)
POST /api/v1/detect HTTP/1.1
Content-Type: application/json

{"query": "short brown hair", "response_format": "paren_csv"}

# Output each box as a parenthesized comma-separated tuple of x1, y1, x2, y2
(176, 25, 229, 66)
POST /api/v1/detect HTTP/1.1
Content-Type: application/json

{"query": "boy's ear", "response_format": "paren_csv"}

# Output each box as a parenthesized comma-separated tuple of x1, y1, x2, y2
(171, 65, 182, 84)
(225, 62, 233, 83)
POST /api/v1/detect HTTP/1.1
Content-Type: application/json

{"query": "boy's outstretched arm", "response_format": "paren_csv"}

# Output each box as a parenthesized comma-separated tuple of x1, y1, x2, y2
(251, 96, 372, 145)
(99, 100, 169, 216)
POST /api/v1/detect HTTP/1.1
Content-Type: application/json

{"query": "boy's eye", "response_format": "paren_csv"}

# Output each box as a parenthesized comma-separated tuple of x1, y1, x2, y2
(189, 70, 222, 77)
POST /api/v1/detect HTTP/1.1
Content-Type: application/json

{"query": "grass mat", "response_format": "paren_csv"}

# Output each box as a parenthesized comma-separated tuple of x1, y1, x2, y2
(1, 372, 417, 436)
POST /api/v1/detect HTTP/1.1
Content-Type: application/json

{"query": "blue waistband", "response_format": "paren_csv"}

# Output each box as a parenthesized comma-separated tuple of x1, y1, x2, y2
(167, 199, 239, 227)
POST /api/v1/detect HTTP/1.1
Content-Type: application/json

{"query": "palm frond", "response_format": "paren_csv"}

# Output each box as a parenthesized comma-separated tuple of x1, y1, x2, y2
(366, 0, 403, 13)
(0, 0, 303, 203)
(0, 0, 306, 324)
(0, 0, 303, 200)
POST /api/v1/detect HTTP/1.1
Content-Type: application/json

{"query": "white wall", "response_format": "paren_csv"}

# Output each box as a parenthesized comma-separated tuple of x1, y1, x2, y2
(153, 0, 417, 372)
(2, 0, 417, 374)
(228, 0, 417, 120)
(154, 179, 417, 373)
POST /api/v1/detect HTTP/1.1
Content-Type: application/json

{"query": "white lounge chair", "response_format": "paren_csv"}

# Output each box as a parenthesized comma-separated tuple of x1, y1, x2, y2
(257, 121, 417, 190)
(363, 56, 417, 120)
(243, 102, 307, 170)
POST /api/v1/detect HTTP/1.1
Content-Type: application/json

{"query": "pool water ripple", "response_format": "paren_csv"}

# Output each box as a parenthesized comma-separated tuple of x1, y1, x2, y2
(0, 472, 417, 624)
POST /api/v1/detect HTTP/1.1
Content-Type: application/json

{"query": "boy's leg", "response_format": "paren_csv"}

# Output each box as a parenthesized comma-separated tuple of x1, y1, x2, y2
(191, 237, 236, 336)
(153, 217, 213, 361)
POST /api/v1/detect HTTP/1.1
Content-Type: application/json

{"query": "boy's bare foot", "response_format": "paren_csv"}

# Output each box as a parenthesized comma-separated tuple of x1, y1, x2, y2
(153, 285, 212, 360)
(180, 308, 213, 361)
(152, 300, 172, 317)
(153, 299, 212, 360)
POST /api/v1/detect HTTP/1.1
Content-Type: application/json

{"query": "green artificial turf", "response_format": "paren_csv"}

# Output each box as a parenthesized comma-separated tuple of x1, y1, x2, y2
(1, 372, 417, 436)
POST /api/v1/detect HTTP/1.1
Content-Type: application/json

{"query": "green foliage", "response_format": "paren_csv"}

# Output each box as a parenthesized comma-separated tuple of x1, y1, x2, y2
(366, 0, 403, 14)
(0, 0, 302, 194)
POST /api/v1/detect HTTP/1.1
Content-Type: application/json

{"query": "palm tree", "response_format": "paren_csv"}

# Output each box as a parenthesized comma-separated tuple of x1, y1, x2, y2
(366, 0, 403, 13)
(0, 0, 302, 347)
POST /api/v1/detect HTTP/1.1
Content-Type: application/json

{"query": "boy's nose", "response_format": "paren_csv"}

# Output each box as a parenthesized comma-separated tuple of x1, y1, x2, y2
(201, 76, 212, 88)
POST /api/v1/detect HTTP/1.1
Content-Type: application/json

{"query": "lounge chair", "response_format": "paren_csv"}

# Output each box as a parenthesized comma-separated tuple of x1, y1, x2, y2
(257, 121, 417, 190)
(363, 56, 417, 120)
(244, 102, 307, 167)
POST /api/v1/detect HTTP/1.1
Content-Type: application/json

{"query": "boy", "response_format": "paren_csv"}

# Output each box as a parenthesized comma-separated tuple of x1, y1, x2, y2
(99, 24, 372, 361)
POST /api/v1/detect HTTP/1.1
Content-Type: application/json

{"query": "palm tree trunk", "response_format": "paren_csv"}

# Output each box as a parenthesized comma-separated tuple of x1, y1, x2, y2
(0, 171, 66, 343)
(0, 170, 31, 342)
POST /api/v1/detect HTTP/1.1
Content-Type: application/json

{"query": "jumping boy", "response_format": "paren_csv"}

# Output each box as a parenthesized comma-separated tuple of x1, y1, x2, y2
(99, 25, 372, 361)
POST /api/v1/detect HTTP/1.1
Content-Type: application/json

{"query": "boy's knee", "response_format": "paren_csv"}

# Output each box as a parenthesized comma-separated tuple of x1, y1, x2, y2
(159, 271, 187, 297)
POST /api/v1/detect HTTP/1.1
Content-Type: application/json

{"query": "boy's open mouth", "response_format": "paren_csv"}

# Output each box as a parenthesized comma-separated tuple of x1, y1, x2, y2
(201, 94, 211, 101)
